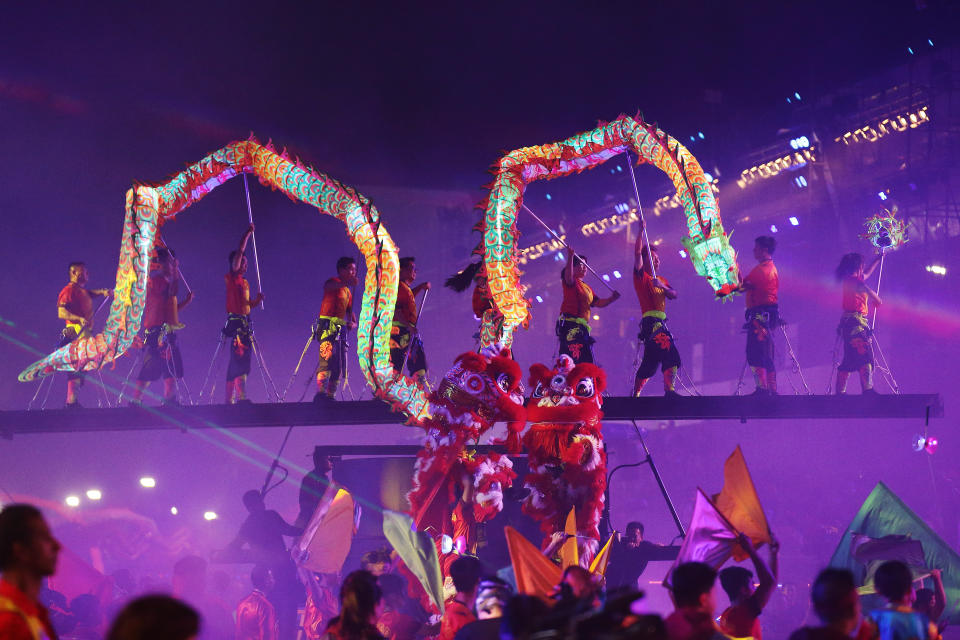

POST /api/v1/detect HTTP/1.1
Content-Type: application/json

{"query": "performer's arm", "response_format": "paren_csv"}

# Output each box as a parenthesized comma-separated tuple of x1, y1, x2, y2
(741, 533, 777, 611)
(231, 224, 255, 272)
(860, 282, 882, 306)
(634, 221, 654, 275)
(593, 291, 621, 308)
(542, 531, 570, 558)
(655, 277, 678, 300)
(564, 247, 576, 286)
(412, 281, 431, 296)
(58, 305, 88, 325)
(90, 288, 113, 297)
(863, 252, 883, 279)
(930, 569, 946, 622)
(177, 291, 195, 311)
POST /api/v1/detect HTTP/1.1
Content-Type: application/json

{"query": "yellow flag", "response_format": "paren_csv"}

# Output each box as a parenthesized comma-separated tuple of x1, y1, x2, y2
(589, 534, 616, 575)
(559, 508, 579, 569)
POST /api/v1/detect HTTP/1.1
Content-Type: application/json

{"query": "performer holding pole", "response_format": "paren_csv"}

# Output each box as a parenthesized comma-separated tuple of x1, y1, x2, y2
(558, 247, 620, 364)
(632, 220, 681, 397)
(131, 248, 194, 405)
(834, 252, 882, 395)
(313, 256, 358, 402)
(390, 257, 430, 383)
(56, 262, 112, 408)
(737, 236, 779, 395)
(224, 224, 264, 404)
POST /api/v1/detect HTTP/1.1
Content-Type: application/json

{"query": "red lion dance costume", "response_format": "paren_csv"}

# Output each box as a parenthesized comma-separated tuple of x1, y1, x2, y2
(406, 345, 527, 575)
(523, 354, 607, 563)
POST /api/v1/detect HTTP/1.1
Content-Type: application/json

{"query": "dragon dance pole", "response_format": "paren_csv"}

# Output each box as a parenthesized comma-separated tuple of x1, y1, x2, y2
(624, 150, 659, 281)
(520, 204, 617, 294)
(243, 171, 264, 309)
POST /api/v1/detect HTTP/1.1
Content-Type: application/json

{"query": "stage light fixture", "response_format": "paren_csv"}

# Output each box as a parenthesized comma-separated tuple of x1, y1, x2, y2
(592, 315, 599, 321)
(794, 92, 801, 101)
(789, 217, 800, 226)
(203, 511, 218, 521)
(65, 496, 80, 507)
(170, 506, 179, 515)
(928, 39, 934, 47)
(698, 131, 705, 139)
(139, 476, 156, 488)
(925, 265, 946, 276)
(794, 176, 807, 188)
(679, 250, 687, 258)
(86, 489, 102, 501)
(690, 136, 696, 142)
(545, 193, 551, 200)
(770, 224, 779, 233)
(602, 274, 610, 282)
(908, 47, 914, 55)
(613, 270, 622, 279)
(535, 295, 543, 303)
(878, 191, 888, 201)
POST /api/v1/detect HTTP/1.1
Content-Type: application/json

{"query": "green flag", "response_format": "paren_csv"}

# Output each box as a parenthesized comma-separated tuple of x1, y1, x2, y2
(382, 510, 445, 614)
(829, 482, 960, 623)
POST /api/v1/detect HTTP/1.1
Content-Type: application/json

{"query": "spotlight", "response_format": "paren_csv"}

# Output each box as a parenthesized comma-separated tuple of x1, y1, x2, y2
(794, 92, 802, 101)
(912, 435, 939, 455)
(602, 274, 611, 282)
(613, 270, 622, 279)
(703, 172, 714, 183)
(535, 295, 543, 303)
(789, 217, 800, 226)
(770, 224, 779, 233)
(878, 191, 888, 201)
(592, 315, 600, 321)
(678, 250, 687, 258)
(908, 47, 914, 55)
(170, 506, 179, 515)
(698, 131, 705, 140)
(139, 476, 156, 488)
(65, 496, 81, 508)
(203, 511, 218, 521)
(545, 194, 552, 200)
(86, 489, 102, 501)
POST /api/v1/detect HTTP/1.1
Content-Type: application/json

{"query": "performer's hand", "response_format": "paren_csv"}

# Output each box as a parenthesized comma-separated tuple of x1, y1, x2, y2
(255, 292, 265, 307)
(566, 246, 575, 257)
(185, 292, 195, 304)
(610, 291, 621, 302)
(247, 223, 255, 234)
(736, 532, 755, 553)
(423, 282, 431, 291)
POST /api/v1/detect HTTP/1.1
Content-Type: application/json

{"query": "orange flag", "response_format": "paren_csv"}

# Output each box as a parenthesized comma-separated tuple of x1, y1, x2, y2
(713, 445, 772, 561)
(505, 527, 562, 601)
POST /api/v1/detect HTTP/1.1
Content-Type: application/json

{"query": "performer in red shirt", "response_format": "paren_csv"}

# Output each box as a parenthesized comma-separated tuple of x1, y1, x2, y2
(0, 504, 61, 640)
(315, 257, 358, 401)
(557, 247, 620, 364)
(834, 252, 883, 395)
(131, 248, 194, 405)
(438, 556, 480, 640)
(56, 262, 112, 408)
(236, 566, 279, 640)
(718, 534, 779, 640)
(632, 221, 681, 397)
(738, 236, 780, 395)
(390, 257, 430, 383)
(224, 224, 264, 404)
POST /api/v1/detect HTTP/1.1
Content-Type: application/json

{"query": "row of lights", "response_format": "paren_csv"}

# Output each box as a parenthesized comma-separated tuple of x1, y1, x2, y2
(834, 106, 930, 146)
(925, 265, 946, 276)
(61, 477, 220, 521)
(737, 149, 816, 189)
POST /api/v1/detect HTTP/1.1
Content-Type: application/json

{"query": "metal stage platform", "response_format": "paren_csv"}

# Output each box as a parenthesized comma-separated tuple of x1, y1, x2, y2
(0, 393, 943, 437)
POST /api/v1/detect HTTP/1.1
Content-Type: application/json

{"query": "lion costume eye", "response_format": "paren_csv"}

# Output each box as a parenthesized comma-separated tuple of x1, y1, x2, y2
(496, 373, 512, 393)
(574, 378, 595, 398)
(532, 382, 546, 398)
(551, 375, 566, 391)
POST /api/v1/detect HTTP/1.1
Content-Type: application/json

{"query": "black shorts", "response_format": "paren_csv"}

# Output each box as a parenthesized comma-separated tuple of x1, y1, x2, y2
(838, 313, 874, 371)
(390, 323, 427, 377)
(137, 328, 184, 381)
(57, 326, 85, 382)
(223, 314, 253, 380)
(635, 316, 681, 379)
(744, 305, 778, 370)
(556, 316, 595, 364)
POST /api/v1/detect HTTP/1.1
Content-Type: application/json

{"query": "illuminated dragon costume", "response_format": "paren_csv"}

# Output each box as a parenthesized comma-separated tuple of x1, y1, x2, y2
(522, 354, 607, 563)
(406, 345, 527, 568)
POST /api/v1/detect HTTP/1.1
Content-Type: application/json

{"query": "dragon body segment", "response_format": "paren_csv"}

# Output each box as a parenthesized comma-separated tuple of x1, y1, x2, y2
(478, 114, 739, 349)
(18, 139, 428, 418)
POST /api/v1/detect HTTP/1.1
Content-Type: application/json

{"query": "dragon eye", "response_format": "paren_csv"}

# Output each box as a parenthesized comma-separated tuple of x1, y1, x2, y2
(574, 378, 595, 398)
(532, 383, 545, 398)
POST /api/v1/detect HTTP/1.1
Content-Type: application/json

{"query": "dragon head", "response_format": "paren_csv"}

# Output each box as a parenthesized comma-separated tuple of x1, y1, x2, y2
(526, 355, 606, 426)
